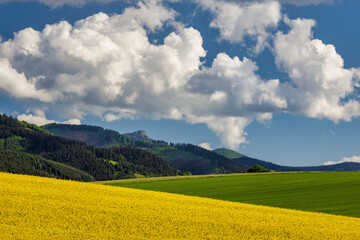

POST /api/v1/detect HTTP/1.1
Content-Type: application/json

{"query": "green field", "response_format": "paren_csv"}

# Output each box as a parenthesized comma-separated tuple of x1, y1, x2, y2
(103, 172, 360, 217)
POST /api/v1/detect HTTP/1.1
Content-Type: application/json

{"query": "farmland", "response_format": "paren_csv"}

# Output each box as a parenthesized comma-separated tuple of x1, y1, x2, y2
(1, 172, 360, 239)
(104, 172, 360, 217)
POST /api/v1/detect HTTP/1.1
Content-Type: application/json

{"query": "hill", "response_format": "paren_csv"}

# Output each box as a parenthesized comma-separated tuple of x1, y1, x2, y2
(42, 123, 250, 175)
(171, 143, 249, 174)
(147, 146, 247, 175)
(0, 149, 94, 181)
(105, 172, 360, 218)
(0, 114, 181, 181)
(2, 172, 359, 239)
(42, 123, 132, 148)
(123, 130, 151, 142)
(213, 148, 245, 159)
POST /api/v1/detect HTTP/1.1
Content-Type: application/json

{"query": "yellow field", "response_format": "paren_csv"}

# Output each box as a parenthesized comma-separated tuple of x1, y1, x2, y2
(1, 173, 359, 239)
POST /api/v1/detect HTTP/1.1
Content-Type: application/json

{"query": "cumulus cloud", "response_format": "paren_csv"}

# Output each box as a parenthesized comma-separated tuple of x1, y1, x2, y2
(274, 17, 360, 122)
(323, 156, 360, 165)
(0, 0, 287, 149)
(199, 142, 212, 150)
(197, 0, 281, 53)
(1, 0, 359, 151)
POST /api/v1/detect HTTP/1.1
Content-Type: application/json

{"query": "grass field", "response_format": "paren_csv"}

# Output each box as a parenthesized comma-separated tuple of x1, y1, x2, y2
(1, 172, 360, 239)
(103, 172, 360, 218)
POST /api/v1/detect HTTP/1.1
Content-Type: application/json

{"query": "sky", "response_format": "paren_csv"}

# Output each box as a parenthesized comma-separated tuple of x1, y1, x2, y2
(0, 0, 359, 166)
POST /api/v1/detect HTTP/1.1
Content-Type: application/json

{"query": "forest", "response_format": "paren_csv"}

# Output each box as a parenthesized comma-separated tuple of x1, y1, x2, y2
(0, 114, 181, 181)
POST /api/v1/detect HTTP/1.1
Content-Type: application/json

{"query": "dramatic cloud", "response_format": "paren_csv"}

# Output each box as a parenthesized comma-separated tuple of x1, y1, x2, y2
(274, 17, 360, 122)
(197, 0, 281, 53)
(323, 156, 360, 165)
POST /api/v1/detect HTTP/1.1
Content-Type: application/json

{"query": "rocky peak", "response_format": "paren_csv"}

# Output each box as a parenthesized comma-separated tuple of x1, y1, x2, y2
(123, 130, 151, 142)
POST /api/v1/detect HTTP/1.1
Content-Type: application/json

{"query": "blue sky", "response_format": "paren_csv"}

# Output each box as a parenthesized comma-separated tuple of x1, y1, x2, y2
(0, 0, 359, 166)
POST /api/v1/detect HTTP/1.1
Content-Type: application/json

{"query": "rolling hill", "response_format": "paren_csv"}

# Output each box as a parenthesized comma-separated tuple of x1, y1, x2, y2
(42, 123, 250, 175)
(105, 172, 360, 218)
(2, 172, 360, 239)
(42, 123, 132, 148)
(0, 114, 181, 181)
(213, 148, 245, 159)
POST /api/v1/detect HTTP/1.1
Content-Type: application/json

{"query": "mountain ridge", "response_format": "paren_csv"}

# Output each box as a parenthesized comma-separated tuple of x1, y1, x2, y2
(0, 114, 181, 181)
(40, 121, 360, 174)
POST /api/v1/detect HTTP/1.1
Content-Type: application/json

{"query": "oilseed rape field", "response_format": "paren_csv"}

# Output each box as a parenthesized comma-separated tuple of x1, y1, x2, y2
(1, 172, 360, 239)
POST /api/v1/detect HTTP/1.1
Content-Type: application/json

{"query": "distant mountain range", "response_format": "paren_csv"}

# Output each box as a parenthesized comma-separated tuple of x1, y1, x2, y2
(41, 122, 360, 173)
(214, 148, 360, 172)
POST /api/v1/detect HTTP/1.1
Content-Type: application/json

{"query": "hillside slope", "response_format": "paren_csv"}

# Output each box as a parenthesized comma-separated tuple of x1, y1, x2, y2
(2, 172, 359, 239)
(42, 123, 132, 148)
(42, 123, 250, 175)
(0, 150, 94, 181)
(213, 148, 245, 159)
(0, 114, 181, 180)
(107, 172, 360, 218)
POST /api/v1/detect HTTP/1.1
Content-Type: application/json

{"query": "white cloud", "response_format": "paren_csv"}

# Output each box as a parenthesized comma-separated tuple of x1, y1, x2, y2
(324, 156, 360, 165)
(1, 1, 359, 151)
(17, 110, 81, 126)
(63, 118, 82, 125)
(199, 142, 212, 150)
(0, 0, 284, 150)
(274, 17, 360, 122)
(0, 58, 55, 102)
(197, 0, 281, 53)
(18, 111, 55, 126)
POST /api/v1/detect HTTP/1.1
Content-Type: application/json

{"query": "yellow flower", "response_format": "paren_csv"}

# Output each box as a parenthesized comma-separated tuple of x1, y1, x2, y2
(0, 172, 359, 239)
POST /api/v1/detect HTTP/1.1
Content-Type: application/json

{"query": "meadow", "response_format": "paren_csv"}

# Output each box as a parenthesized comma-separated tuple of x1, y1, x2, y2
(103, 172, 360, 217)
(1, 172, 360, 239)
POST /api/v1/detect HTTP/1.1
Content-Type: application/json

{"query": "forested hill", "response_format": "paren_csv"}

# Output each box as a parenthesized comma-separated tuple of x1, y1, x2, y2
(42, 123, 132, 148)
(42, 123, 169, 148)
(42, 122, 251, 175)
(0, 114, 181, 181)
(172, 144, 249, 174)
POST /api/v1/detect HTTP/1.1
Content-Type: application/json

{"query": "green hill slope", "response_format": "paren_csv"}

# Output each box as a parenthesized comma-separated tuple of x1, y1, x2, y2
(0, 114, 181, 181)
(146, 144, 250, 175)
(42, 123, 132, 148)
(213, 148, 245, 159)
(104, 172, 360, 218)
(0, 150, 94, 181)
(42, 122, 250, 175)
